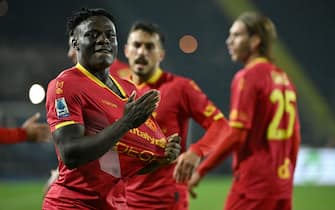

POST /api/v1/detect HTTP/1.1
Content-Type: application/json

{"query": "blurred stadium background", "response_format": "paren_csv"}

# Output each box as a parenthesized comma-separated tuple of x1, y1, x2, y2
(1, 0, 334, 209)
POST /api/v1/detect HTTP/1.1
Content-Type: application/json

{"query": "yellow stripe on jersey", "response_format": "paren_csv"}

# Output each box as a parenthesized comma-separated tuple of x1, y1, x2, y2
(213, 113, 224, 121)
(229, 109, 238, 120)
(203, 104, 216, 117)
(230, 109, 248, 121)
(230, 121, 244, 128)
(76, 63, 106, 88)
(55, 121, 76, 129)
(110, 76, 127, 97)
(76, 63, 127, 99)
(147, 68, 163, 84)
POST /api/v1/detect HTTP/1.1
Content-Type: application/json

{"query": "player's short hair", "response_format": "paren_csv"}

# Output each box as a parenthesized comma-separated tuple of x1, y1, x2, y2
(67, 8, 115, 36)
(128, 21, 165, 48)
(237, 12, 277, 60)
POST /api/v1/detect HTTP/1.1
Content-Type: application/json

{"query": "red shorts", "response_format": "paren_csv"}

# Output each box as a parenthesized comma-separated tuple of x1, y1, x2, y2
(106, 180, 128, 210)
(174, 183, 189, 210)
(43, 181, 127, 210)
(127, 183, 189, 210)
(43, 194, 126, 210)
(224, 191, 292, 210)
(43, 197, 100, 210)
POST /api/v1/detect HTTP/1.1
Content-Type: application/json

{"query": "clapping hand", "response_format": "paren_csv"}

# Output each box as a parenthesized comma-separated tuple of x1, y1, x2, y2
(122, 90, 160, 129)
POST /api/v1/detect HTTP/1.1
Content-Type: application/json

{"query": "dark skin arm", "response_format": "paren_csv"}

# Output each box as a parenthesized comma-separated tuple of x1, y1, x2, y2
(53, 90, 160, 169)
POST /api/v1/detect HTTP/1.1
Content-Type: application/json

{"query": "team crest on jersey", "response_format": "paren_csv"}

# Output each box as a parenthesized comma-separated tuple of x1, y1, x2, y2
(55, 97, 70, 118)
(56, 81, 64, 94)
(145, 118, 157, 131)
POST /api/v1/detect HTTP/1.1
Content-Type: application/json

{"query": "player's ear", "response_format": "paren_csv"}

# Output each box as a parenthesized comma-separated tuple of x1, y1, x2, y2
(72, 38, 79, 50)
(250, 35, 261, 51)
(159, 48, 165, 62)
(124, 44, 129, 58)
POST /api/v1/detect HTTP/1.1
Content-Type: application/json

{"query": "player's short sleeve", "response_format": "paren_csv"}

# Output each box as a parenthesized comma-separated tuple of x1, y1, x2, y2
(229, 71, 257, 129)
(46, 78, 84, 132)
(181, 79, 224, 129)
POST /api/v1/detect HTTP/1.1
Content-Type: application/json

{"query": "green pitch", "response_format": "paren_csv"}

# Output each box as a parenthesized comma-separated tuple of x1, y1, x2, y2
(0, 176, 334, 210)
(190, 176, 335, 210)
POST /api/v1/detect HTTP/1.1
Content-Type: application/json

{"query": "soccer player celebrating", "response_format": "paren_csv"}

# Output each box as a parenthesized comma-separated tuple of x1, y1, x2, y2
(44, 28, 131, 199)
(0, 112, 50, 144)
(175, 12, 301, 210)
(43, 8, 181, 209)
(123, 21, 228, 210)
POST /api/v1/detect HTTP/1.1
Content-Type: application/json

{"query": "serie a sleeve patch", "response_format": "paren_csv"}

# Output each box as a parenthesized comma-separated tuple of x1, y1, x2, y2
(55, 97, 70, 119)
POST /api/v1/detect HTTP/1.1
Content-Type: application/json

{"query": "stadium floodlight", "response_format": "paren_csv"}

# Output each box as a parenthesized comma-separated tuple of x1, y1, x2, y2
(29, 83, 45, 104)
(179, 35, 198, 54)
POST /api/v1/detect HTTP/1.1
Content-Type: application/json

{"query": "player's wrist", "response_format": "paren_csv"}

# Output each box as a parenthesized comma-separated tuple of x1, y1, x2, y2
(18, 128, 29, 141)
(196, 161, 209, 178)
(117, 117, 133, 131)
(189, 145, 203, 158)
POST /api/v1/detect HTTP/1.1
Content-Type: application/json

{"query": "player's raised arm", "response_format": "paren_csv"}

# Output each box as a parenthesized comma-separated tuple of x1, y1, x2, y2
(53, 90, 159, 169)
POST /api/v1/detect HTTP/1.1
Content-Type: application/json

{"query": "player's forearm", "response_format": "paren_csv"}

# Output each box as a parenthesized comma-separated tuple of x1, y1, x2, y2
(0, 128, 27, 144)
(197, 127, 247, 177)
(197, 145, 233, 177)
(189, 118, 229, 157)
(56, 119, 131, 169)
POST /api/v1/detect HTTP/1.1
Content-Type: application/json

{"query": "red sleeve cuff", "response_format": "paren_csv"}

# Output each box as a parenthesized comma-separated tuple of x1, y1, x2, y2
(0, 128, 27, 144)
(189, 119, 229, 158)
(196, 164, 208, 177)
(189, 144, 204, 157)
(16, 128, 28, 141)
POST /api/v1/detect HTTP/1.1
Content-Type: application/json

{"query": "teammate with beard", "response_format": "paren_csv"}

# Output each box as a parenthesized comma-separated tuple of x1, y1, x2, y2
(123, 21, 228, 210)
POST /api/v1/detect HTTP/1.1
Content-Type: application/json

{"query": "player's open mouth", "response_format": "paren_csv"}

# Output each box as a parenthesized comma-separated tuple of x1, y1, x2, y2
(95, 49, 111, 53)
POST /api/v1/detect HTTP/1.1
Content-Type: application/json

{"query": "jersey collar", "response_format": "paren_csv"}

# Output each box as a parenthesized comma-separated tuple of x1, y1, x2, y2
(245, 57, 269, 68)
(76, 63, 127, 98)
(147, 68, 163, 84)
(132, 68, 163, 89)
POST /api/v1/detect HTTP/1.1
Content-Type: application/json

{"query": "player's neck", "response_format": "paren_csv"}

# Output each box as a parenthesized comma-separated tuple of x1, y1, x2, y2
(244, 53, 263, 66)
(93, 68, 110, 84)
(131, 73, 143, 85)
(78, 60, 110, 82)
(131, 68, 158, 86)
